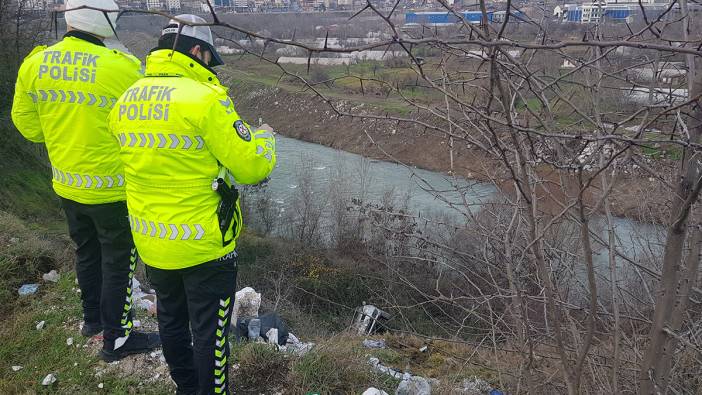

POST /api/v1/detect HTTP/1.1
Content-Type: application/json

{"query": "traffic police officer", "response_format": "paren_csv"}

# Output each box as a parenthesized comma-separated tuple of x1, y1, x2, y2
(107, 15, 276, 394)
(11, 0, 161, 361)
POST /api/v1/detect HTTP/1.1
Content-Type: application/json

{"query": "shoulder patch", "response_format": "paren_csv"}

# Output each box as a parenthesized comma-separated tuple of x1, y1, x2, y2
(234, 120, 251, 142)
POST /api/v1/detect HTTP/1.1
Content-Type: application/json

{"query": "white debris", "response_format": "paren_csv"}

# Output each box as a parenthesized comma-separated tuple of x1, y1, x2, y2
(66, 337, 74, 346)
(363, 339, 386, 349)
(353, 304, 390, 335)
(42, 270, 60, 283)
(419, 345, 428, 352)
(363, 388, 390, 395)
(266, 328, 279, 345)
(11, 366, 22, 372)
(98, 383, 104, 389)
(454, 377, 493, 394)
(396, 376, 431, 395)
(132, 278, 157, 316)
(41, 373, 57, 386)
(133, 320, 141, 328)
(232, 287, 261, 325)
(283, 332, 314, 356)
(36, 321, 46, 330)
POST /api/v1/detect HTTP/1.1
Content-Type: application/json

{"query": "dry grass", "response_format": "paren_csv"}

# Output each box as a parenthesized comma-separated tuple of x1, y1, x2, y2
(0, 211, 72, 312)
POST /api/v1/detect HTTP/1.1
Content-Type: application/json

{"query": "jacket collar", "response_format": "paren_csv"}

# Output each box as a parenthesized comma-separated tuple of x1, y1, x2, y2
(145, 49, 222, 86)
(64, 30, 105, 47)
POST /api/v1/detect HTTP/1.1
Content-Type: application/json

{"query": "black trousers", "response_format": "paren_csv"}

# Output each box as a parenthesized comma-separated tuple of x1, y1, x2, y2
(61, 198, 135, 343)
(146, 253, 237, 395)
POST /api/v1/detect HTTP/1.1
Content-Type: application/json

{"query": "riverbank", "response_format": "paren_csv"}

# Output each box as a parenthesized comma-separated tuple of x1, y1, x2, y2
(222, 72, 671, 223)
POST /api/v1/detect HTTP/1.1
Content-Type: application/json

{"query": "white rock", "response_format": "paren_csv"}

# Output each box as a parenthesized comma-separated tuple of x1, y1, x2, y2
(41, 373, 57, 386)
(363, 388, 389, 395)
(419, 345, 428, 352)
(66, 337, 74, 346)
(36, 321, 46, 330)
(98, 383, 104, 389)
(42, 270, 60, 283)
(11, 366, 22, 372)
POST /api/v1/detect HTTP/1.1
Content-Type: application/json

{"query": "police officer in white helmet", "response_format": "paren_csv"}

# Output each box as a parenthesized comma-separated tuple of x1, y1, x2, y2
(12, 0, 161, 362)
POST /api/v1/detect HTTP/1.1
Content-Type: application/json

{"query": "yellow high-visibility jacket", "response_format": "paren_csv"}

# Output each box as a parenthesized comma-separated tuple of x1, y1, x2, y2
(11, 32, 143, 204)
(107, 49, 276, 269)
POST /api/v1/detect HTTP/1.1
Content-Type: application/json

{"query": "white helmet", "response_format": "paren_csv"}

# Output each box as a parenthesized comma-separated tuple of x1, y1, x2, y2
(161, 14, 224, 66)
(64, 0, 119, 39)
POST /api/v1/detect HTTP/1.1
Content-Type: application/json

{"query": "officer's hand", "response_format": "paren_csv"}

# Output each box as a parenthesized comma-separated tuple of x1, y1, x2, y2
(258, 123, 274, 134)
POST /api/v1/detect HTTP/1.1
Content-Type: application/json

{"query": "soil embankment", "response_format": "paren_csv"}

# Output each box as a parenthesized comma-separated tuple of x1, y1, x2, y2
(225, 77, 669, 222)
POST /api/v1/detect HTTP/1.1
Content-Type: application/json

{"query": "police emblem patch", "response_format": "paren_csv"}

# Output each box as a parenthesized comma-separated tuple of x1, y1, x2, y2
(234, 120, 251, 141)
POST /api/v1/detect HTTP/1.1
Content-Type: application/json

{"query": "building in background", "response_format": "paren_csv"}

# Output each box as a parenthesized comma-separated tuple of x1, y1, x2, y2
(146, 0, 162, 9)
(404, 10, 525, 26)
(561, 1, 670, 23)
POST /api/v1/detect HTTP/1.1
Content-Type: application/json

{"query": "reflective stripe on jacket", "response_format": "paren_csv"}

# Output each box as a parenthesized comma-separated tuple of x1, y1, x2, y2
(107, 49, 276, 269)
(11, 32, 143, 204)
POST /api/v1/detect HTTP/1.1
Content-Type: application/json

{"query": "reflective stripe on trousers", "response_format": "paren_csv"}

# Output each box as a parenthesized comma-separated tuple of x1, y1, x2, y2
(113, 247, 137, 350)
(214, 296, 231, 394)
(128, 215, 205, 241)
(52, 166, 124, 188)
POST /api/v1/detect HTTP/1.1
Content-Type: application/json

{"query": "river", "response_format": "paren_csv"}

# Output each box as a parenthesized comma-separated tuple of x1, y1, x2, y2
(255, 136, 664, 290)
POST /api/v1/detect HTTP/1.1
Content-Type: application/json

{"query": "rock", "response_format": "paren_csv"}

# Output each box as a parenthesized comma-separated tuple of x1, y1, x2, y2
(419, 345, 428, 352)
(18, 284, 39, 296)
(42, 270, 60, 283)
(363, 388, 390, 395)
(11, 366, 22, 372)
(232, 287, 261, 325)
(36, 321, 46, 330)
(98, 383, 104, 389)
(396, 376, 431, 395)
(66, 337, 74, 346)
(363, 339, 386, 349)
(41, 373, 57, 386)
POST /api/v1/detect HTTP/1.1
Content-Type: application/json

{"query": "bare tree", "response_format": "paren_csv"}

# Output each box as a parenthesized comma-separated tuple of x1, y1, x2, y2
(52, 0, 702, 392)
